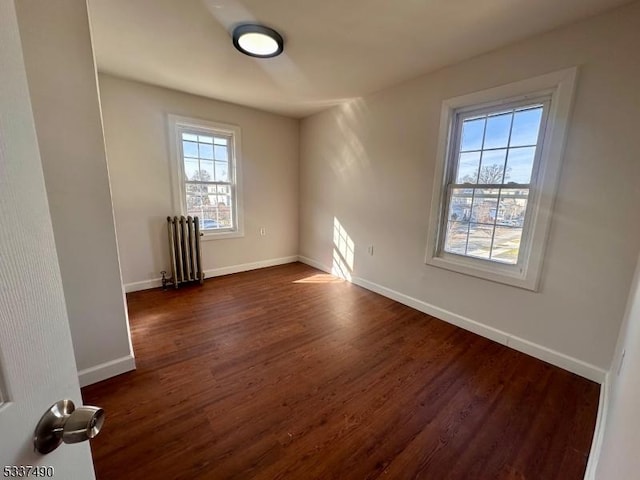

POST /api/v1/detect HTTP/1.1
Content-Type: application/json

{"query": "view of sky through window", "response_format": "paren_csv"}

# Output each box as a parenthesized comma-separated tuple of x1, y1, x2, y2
(444, 104, 544, 264)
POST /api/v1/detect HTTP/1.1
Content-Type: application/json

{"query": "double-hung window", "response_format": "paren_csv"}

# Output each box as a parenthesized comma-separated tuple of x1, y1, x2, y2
(426, 69, 577, 290)
(168, 115, 243, 239)
(443, 99, 548, 263)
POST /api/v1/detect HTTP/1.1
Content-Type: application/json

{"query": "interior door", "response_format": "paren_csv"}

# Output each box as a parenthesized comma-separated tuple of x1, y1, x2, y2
(0, 1, 96, 477)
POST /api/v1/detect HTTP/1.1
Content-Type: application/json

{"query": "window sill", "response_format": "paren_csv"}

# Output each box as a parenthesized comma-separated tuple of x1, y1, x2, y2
(425, 252, 538, 291)
(201, 230, 244, 241)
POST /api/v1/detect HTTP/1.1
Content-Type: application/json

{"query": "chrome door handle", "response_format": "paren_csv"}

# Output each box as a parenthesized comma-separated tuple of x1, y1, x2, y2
(34, 399, 105, 454)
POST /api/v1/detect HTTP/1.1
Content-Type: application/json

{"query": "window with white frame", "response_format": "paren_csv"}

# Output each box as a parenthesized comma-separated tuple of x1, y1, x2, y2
(168, 115, 243, 239)
(443, 99, 548, 264)
(426, 68, 577, 290)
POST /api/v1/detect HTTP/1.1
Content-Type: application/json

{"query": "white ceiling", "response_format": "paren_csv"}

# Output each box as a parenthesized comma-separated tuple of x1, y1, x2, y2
(88, 0, 631, 118)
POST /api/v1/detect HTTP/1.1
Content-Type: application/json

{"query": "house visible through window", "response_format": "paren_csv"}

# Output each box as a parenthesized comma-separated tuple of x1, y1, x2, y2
(443, 101, 547, 264)
(168, 115, 243, 239)
(425, 68, 577, 290)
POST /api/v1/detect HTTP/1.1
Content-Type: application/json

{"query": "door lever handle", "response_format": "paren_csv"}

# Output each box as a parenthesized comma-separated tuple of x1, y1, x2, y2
(34, 399, 105, 454)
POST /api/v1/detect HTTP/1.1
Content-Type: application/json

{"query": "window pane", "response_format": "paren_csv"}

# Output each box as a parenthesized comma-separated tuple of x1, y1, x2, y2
(199, 160, 214, 180)
(444, 221, 469, 255)
(214, 161, 229, 182)
(189, 186, 231, 229)
(182, 141, 198, 157)
(199, 143, 214, 160)
(186, 182, 207, 198)
(178, 124, 237, 235)
(201, 195, 220, 230)
(466, 224, 493, 259)
(185, 193, 204, 217)
(510, 107, 543, 147)
(470, 188, 499, 224)
(214, 145, 228, 161)
(460, 117, 485, 152)
(183, 158, 199, 180)
(447, 188, 473, 222)
(497, 189, 528, 227)
(204, 195, 222, 227)
(483, 112, 512, 149)
(490, 226, 524, 264)
(200, 218, 221, 230)
(478, 149, 507, 184)
(202, 189, 233, 229)
(505, 147, 536, 184)
(456, 152, 480, 184)
(221, 207, 232, 228)
(206, 184, 227, 196)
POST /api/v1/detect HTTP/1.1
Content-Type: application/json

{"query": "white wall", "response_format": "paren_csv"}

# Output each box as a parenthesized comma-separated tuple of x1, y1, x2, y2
(15, 0, 134, 383)
(299, 1, 640, 371)
(97, 74, 299, 288)
(594, 255, 640, 479)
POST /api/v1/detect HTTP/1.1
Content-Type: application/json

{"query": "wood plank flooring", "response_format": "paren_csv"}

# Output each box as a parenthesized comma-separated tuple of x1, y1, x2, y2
(82, 262, 599, 479)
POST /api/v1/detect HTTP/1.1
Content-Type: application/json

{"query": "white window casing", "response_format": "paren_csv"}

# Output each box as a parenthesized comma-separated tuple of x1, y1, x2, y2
(425, 67, 578, 290)
(167, 114, 244, 240)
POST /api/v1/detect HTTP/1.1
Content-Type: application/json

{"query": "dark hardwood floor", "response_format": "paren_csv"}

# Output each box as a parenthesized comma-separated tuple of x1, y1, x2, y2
(82, 262, 599, 479)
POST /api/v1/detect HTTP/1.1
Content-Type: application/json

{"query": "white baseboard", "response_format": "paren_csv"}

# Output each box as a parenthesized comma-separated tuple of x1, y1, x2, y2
(204, 255, 299, 278)
(297, 256, 330, 274)
(78, 354, 136, 387)
(584, 372, 609, 480)
(124, 256, 299, 293)
(507, 336, 605, 384)
(297, 255, 606, 383)
(124, 277, 162, 293)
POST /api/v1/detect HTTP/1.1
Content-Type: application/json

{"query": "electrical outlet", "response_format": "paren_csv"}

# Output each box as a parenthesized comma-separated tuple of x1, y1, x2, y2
(259, 227, 266, 236)
(367, 245, 374, 256)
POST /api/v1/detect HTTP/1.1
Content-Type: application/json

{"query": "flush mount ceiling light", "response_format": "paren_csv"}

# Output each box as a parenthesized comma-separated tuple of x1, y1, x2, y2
(232, 24, 283, 58)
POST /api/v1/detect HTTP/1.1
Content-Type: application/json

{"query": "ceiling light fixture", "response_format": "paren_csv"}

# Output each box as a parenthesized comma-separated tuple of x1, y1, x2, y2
(232, 24, 283, 58)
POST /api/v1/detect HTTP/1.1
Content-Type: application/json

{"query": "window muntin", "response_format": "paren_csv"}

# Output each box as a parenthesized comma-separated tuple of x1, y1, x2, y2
(439, 99, 549, 266)
(179, 130, 235, 232)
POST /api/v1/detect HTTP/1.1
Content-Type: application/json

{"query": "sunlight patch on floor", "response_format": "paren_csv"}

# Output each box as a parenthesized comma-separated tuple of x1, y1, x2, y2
(294, 273, 344, 284)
